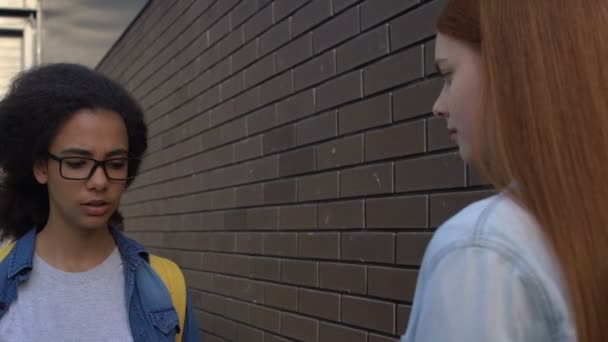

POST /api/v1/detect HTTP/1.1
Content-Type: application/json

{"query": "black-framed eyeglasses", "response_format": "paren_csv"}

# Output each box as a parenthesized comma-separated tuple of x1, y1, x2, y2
(48, 153, 134, 181)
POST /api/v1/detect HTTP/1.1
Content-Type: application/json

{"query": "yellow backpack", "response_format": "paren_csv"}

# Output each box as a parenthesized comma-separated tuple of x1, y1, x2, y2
(0, 242, 186, 342)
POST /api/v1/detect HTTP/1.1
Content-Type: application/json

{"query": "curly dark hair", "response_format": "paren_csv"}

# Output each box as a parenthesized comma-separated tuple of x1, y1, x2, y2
(0, 63, 148, 240)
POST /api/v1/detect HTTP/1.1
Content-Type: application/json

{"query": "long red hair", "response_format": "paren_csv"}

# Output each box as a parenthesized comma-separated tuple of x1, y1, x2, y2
(438, 1, 608, 341)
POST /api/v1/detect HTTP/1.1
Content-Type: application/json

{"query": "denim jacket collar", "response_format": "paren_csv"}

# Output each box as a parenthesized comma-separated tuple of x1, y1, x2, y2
(7, 226, 148, 279)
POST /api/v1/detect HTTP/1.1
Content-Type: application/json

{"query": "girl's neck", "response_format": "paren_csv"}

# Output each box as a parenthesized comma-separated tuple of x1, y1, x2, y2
(35, 216, 116, 273)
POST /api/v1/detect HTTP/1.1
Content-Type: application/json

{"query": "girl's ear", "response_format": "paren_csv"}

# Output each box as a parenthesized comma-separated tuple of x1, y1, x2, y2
(33, 160, 49, 185)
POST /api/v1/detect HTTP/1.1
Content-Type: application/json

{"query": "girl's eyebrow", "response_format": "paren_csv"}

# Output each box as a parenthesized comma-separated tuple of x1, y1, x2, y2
(58, 147, 128, 158)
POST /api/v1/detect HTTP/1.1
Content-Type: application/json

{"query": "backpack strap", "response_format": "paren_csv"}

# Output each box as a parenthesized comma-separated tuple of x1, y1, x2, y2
(149, 255, 186, 342)
(0, 242, 15, 263)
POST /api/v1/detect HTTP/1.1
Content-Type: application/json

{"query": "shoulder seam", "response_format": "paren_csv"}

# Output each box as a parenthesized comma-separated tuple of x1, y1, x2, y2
(426, 238, 561, 338)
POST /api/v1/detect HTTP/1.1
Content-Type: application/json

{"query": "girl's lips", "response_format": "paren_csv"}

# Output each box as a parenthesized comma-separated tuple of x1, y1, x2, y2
(81, 203, 110, 216)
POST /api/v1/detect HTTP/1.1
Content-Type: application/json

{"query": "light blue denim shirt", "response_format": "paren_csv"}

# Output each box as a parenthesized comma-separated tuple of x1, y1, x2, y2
(402, 193, 576, 341)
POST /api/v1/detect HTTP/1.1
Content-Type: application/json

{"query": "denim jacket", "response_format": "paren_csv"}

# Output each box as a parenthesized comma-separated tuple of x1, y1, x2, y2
(402, 193, 576, 342)
(0, 227, 200, 341)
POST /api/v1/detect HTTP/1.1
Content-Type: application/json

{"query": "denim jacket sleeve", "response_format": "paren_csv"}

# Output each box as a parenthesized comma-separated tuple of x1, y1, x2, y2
(181, 290, 201, 341)
(402, 243, 552, 342)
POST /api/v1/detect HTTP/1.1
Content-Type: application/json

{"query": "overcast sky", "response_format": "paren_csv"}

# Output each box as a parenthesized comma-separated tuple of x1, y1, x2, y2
(41, 0, 148, 68)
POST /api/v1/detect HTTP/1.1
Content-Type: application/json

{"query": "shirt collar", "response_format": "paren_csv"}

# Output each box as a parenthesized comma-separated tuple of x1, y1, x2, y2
(7, 225, 149, 278)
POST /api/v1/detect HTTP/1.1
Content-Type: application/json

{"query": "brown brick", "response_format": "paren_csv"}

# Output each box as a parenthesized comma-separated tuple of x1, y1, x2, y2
(298, 172, 339, 201)
(264, 333, 292, 342)
(316, 134, 364, 170)
(233, 278, 266, 303)
(209, 15, 231, 46)
(226, 298, 251, 324)
(275, 0, 311, 21)
(281, 312, 319, 342)
(282, 259, 319, 287)
(298, 232, 340, 259)
(203, 293, 227, 316)
(338, 94, 391, 135)
(277, 33, 314, 72)
(319, 263, 366, 294)
(211, 188, 237, 209)
(430, 190, 495, 227)
(264, 179, 297, 204)
(361, 0, 418, 29)
(224, 255, 253, 277)
(203, 254, 226, 274)
(264, 124, 297, 154)
(340, 163, 393, 197)
(277, 89, 316, 124)
(425, 39, 437, 76)
(248, 104, 278, 135)
(397, 305, 412, 336)
(251, 305, 281, 332)
(368, 266, 417, 301)
(297, 110, 337, 144)
(182, 213, 203, 231)
(369, 335, 399, 342)
(396, 232, 433, 266)
(219, 28, 245, 60)
(234, 135, 264, 161)
(201, 331, 225, 342)
(236, 233, 264, 254)
(243, 3, 274, 41)
(224, 210, 247, 230)
(265, 283, 298, 310)
(213, 275, 235, 297)
(260, 70, 294, 104)
(264, 232, 298, 257)
(319, 322, 367, 342)
(236, 183, 265, 206)
(234, 86, 261, 115)
(337, 24, 389, 72)
(236, 324, 264, 342)
(427, 115, 456, 151)
(198, 332, 225, 342)
(231, 0, 259, 29)
(395, 152, 465, 192)
(247, 207, 280, 230)
(341, 296, 395, 334)
(202, 145, 234, 170)
(189, 270, 215, 291)
(292, 0, 332, 36)
(279, 204, 317, 229)
(314, 6, 360, 53)
(203, 312, 238, 340)
(299, 289, 340, 321)
(316, 70, 362, 111)
(393, 78, 443, 121)
(201, 127, 223, 151)
(233, 40, 259, 72)
(365, 121, 426, 161)
(259, 18, 291, 56)
(366, 195, 427, 229)
(253, 257, 281, 281)
(390, 0, 445, 50)
(218, 0, 240, 16)
(341, 232, 395, 263)
(279, 147, 316, 176)
(294, 50, 336, 91)
(318, 200, 364, 229)
(333, 0, 357, 12)
(364, 46, 423, 96)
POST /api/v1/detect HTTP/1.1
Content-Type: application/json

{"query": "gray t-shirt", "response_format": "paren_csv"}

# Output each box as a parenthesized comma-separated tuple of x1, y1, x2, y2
(0, 247, 134, 341)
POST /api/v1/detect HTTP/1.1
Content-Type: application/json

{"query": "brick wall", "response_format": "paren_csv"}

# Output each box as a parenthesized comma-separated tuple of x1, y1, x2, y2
(97, 0, 492, 341)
